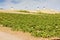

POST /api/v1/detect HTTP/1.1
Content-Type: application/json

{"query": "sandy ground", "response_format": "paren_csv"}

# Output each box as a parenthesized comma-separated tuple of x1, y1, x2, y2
(0, 32, 21, 40)
(0, 26, 52, 40)
(0, 26, 60, 40)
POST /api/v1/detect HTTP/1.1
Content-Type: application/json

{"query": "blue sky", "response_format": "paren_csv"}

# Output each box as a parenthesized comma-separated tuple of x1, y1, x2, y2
(0, 0, 60, 10)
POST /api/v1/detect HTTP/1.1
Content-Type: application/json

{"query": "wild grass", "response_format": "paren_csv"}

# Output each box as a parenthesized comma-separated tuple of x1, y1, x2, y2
(0, 13, 60, 38)
(17, 10, 30, 13)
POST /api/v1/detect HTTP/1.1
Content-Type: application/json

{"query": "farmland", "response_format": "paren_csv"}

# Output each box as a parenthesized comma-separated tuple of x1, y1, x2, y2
(0, 12, 60, 38)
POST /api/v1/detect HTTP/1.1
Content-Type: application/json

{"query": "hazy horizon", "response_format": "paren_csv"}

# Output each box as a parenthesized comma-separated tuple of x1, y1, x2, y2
(0, 0, 60, 11)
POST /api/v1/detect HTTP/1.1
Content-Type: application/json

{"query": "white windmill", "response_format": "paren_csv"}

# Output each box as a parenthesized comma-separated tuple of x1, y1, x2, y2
(10, 7, 14, 10)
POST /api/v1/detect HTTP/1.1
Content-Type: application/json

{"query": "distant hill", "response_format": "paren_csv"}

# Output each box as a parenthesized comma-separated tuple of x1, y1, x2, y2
(37, 9, 60, 14)
(0, 9, 60, 14)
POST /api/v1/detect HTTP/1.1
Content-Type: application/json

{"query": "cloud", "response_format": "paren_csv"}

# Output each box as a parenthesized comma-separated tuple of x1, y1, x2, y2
(33, 0, 47, 3)
(11, 0, 22, 4)
(0, 0, 60, 10)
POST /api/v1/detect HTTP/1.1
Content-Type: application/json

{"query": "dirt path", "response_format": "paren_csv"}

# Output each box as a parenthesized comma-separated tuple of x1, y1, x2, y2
(0, 27, 51, 40)
(0, 32, 22, 40)
(0, 27, 21, 40)
(0, 26, 58, 40)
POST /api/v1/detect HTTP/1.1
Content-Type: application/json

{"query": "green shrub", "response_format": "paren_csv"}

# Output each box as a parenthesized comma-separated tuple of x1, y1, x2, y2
(18, 10, 30, 13)
(0, 13, 60, 38)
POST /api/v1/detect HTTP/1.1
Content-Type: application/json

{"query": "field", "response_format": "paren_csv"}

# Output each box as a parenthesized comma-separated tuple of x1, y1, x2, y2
(0, 12, 60, 38)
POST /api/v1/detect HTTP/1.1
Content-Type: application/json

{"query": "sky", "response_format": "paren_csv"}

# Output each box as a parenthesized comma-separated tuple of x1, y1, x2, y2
(0, 0, 60, 10)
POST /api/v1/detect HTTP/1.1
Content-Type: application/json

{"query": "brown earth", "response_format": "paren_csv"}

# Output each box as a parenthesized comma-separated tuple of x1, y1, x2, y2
(0, 26, 60, 40)
(0, 26, 51, 40)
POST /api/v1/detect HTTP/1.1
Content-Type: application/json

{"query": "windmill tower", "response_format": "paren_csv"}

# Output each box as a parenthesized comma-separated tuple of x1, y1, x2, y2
(37, 6, 39, 10)
(43, 6, 46, 9)
(10, 7, 14, 10)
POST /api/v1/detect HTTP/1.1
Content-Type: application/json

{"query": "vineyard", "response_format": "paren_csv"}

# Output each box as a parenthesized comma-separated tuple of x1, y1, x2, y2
(0, 12, 60, 38)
